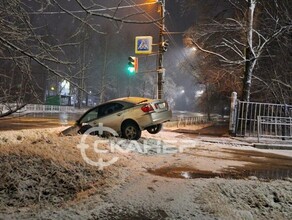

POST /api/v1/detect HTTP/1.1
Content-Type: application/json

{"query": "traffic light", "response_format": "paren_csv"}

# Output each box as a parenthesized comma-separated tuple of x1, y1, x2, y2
(127, 56, 138, 74)
(162, 40, 169, 52)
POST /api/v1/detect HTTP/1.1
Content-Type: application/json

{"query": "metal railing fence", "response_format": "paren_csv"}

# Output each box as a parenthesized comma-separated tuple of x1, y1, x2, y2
(235, 101, 292, 137)
(0, 103, 87, 114)
(24, 104, 78, 113)
(257, 116, 292, 142)
(229, 92, 292, 139)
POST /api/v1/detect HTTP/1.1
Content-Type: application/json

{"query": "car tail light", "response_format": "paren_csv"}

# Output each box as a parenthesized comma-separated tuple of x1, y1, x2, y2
(141, 104, 154, 113)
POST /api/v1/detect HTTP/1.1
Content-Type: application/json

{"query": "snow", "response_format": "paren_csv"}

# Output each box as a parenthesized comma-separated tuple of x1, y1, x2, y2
(0, 126, 291, 219)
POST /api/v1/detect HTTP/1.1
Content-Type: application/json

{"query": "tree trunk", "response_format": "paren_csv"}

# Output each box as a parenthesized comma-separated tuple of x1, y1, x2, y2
(206, 84, 211, 121)
(243, 0, 257, 102)
(99, 38, 108, 104)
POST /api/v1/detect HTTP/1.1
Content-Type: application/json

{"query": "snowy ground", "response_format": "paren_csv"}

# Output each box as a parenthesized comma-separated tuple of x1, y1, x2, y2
(0, 126, 291, 219)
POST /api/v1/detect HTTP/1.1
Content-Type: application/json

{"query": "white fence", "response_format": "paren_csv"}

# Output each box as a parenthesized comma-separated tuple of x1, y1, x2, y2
(0, 104, 87, 114)
(165, 115, 218, 128)
(23, 104, 77, 113)
(177, 116, 210, 126)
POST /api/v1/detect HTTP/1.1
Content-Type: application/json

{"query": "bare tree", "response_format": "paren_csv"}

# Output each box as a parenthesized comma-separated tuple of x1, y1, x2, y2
(183, 0, 291, 103)
(0, 0, 161, 117)
(98, 32, 112, 104)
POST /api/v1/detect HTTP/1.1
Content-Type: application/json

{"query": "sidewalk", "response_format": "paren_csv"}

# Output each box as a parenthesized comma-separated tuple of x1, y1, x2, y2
(232, 137, 292, 150)
(165, 122, 292, 150)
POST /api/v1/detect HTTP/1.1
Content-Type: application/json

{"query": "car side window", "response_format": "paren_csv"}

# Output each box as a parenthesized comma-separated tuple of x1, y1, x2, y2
(79, 103, 125, 124)
(112, 103, 124, 112)
(100, 103, 124, 117)
(79, 107, 99, 123)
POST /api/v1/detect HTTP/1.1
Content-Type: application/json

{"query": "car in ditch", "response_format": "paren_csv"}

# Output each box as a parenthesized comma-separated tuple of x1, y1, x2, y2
(61, 97, 172, 140)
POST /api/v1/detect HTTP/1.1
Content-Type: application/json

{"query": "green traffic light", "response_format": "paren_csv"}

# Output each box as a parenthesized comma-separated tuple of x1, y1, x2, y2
(128, 66, 135, 73)
(127, 56, 137, 75)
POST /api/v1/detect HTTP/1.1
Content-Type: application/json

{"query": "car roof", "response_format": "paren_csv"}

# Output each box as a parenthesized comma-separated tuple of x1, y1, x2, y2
(110, 97, 154, 104)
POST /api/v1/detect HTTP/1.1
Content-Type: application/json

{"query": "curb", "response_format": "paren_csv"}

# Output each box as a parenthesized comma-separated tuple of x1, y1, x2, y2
(253, 143, 292, 150)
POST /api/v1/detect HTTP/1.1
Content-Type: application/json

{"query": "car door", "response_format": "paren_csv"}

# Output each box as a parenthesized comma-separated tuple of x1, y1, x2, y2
(92, 102, 125, 132)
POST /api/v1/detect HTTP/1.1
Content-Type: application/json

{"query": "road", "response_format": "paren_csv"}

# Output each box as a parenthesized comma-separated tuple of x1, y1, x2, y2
(0, 110, 222, 131)
(0, 113, 79, 131)
(1, 115, 291, 180)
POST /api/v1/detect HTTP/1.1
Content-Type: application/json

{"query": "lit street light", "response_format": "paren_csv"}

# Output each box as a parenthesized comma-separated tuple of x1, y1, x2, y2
(190, 47, 197, 52)
(195, 90, 204, 98)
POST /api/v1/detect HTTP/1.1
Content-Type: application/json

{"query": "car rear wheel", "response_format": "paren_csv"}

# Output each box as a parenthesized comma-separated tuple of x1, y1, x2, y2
(146, 124, 163, 134)
(121, 122, 141, 140)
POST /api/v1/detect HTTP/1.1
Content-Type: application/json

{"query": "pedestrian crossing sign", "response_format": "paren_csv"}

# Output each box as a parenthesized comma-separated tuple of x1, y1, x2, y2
(135, 36, 153, 54)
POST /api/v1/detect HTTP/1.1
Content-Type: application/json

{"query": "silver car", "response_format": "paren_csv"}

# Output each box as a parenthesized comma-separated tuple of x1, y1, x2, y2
(62, 97, 172, 140)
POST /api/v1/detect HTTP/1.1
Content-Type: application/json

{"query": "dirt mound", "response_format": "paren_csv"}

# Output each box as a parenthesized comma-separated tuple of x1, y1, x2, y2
(0, 153, 103, 209)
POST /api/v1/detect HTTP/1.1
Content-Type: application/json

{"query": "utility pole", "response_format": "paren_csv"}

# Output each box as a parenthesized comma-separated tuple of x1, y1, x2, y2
(157, 0, 165, 99)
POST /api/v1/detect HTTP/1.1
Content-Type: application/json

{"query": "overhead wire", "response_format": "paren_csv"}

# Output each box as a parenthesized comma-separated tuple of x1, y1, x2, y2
(27, 0, 195, 72)
(26, 2, 157, 15)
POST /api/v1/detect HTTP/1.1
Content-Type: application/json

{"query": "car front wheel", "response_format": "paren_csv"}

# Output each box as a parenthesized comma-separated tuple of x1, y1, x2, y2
(121, 122, 141, 140)
(78, 125, 93, 134)
(146, 124, 163, 134)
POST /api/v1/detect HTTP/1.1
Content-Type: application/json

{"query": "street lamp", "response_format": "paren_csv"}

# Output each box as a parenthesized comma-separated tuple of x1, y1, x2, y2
(191, 47, 197, 52)
(195, 90, 204, 98)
